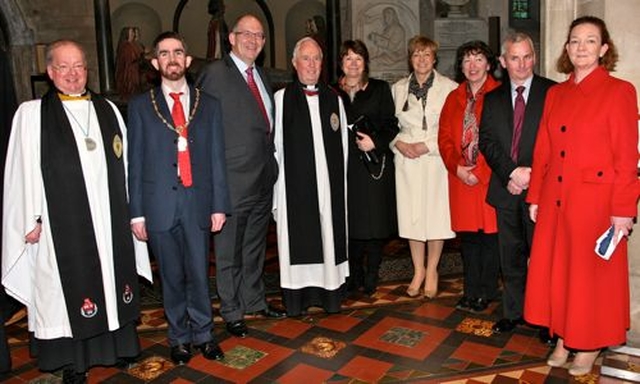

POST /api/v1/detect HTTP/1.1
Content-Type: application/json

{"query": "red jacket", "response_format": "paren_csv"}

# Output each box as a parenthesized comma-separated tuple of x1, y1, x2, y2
(439, 76, 500, 232)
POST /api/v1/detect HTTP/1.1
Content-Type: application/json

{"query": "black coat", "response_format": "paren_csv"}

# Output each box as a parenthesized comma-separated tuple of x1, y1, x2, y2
(338, 78, 398, 239)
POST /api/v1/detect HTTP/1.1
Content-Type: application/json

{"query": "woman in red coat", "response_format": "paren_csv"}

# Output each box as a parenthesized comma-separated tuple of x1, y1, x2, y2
(525, 16, 638, 376)
(439, 41, 500, 312)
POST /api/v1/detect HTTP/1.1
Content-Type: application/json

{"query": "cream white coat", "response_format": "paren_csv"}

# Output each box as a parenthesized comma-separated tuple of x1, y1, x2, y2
(391, 71, 457, 241)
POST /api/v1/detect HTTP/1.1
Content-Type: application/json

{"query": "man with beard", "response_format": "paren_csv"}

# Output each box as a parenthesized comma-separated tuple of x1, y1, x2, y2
(127, 32, 230, 365)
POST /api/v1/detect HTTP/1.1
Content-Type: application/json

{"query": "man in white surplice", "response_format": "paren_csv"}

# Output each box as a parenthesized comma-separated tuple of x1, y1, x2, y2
(1, 40, 151, 380)
(273, 37, 349, 317)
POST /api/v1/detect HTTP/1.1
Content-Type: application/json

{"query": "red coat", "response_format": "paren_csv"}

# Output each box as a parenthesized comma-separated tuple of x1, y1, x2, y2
(439, 77, 500, 232)
(525, 66, 638, 350)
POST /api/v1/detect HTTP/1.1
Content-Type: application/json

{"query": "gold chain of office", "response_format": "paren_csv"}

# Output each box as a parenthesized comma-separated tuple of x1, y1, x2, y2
(149, 88, 201, 135)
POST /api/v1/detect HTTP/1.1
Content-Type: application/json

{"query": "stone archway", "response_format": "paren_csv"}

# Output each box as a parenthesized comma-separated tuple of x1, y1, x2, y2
(0, 0, 35, 103)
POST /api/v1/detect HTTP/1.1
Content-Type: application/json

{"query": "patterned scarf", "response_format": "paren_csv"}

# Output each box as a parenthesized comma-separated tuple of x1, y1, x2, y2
(461, 83, 481, 166)
(405, 71, 435, 130)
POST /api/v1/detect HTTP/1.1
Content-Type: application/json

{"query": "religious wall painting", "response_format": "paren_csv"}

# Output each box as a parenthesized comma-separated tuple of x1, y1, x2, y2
(352, 0, 420, 82)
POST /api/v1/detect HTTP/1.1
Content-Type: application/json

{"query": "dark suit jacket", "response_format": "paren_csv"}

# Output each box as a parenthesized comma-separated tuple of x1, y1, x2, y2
(127, 85, 231, 231)
(196, 56, 278, 207)
(479, 75, 556, 209)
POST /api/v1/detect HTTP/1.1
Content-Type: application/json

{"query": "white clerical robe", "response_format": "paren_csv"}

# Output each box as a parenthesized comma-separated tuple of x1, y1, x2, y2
(1, 99, 152, 340)
(272, 89, 349, 290)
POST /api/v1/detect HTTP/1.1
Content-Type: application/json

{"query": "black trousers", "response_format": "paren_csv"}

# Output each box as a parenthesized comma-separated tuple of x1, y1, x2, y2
(459, 231, 499, 301)
(496, 202, 534, 320)
(348, 239, 385, 290)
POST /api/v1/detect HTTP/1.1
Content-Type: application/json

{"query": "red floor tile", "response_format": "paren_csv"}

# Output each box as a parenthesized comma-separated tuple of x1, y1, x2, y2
(451, 341, 502, 367)
(266, 318, 313, 339)
(413, 301, 455, 320)
(276, 363, 334, 384)
(338, 355, 393, 382)
(317, 314, 360, 332)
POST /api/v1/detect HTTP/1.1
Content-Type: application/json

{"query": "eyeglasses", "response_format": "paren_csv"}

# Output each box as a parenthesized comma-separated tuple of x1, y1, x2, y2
(234, 31, 266, 41)
(51, 64, 86, 74)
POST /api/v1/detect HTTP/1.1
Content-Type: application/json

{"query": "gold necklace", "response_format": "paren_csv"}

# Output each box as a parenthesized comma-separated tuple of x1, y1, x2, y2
(149, 88, 201, 135)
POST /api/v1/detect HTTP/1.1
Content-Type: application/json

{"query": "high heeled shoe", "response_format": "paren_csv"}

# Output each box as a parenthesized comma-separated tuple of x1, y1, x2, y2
(546, 338, 570, 367)
(424, 289, 437, 300)
(405, 287, 422, 298)
(568, 350, 599, 376)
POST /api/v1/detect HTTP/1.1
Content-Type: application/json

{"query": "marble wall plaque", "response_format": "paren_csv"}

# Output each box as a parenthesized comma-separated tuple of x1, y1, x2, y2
(434, 18, 487, 78)
(351, 0, 420, 82)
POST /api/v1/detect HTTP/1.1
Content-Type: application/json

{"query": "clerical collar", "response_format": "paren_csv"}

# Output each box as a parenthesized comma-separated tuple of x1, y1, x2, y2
(303, 84, 318, 96)
(58, 91, 91, 101)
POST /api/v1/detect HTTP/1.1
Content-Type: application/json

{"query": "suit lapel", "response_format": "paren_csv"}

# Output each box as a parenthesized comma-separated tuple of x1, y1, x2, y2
(499, 82, 514, 134)
(152, 87, 173, 125)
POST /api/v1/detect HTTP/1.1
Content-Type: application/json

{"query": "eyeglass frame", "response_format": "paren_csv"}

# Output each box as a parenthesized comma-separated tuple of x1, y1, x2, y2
(50, 64, 87, 74)
(234, 30, 266, 41)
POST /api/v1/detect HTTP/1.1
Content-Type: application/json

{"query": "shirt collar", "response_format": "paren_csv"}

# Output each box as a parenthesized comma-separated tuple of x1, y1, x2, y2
(230, 51, 252, 74)
(161, 82, 189, 99)
(510, 76, 533, 94)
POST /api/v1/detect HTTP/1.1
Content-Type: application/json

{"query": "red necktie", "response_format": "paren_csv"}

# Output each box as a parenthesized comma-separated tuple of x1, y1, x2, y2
(169, 92, 192, 187)
(510, 86, 526, 162)
(246, 67, 270, 131)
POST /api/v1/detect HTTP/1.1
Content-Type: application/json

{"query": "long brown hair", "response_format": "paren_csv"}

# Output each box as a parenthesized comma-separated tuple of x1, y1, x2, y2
(556, 16, 618, 74)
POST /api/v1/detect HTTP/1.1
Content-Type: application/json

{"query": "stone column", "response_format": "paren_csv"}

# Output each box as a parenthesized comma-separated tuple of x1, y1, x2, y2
(93, 0, 115, 94)
(326, 0, 341, 83)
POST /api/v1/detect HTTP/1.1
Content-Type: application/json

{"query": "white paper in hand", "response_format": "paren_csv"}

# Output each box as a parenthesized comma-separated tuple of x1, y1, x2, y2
(595, 225, 624, 260)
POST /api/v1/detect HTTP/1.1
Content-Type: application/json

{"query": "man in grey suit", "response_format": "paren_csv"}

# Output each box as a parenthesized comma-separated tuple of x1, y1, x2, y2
(197, 14, 285, 339)
(478, 32, 555, 338)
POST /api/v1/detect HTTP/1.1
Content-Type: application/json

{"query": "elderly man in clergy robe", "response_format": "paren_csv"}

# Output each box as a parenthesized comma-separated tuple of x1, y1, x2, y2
(273, 37, 349, 317)
(1, 39, 151, 383)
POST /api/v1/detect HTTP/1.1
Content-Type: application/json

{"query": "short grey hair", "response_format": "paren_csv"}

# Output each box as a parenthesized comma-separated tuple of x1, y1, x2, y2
(500, 32, 535, 57)
(292, 36, 322, 61)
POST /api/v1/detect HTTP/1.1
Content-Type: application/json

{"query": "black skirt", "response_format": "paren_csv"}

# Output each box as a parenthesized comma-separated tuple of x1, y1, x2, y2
(31, 321, 140, 373)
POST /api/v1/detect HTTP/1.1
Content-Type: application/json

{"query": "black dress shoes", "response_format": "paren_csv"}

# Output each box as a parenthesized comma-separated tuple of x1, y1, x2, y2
(248, 305, 287, 319)
(455, 296, 472, 311)
(492, 317, 524, 333)
(470, 298, 489, 313)
(195, 341, 224, 360)
(538, 327, 558, 345)
(170, 343, 192, 365)
(62, 367, 87, 384)
(226, 320, 248, 338)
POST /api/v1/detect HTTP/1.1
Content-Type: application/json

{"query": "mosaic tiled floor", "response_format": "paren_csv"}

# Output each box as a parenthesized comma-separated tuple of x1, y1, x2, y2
(2, 232, 636, 383)
(3, 277, 636, 383)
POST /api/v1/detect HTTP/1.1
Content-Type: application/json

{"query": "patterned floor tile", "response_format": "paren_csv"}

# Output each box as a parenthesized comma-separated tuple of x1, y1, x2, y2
(300, 336, 347, 359)
(127, 355, 174, 381)
(455, 317, 495, 337)
(353, 317, 451, 360)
